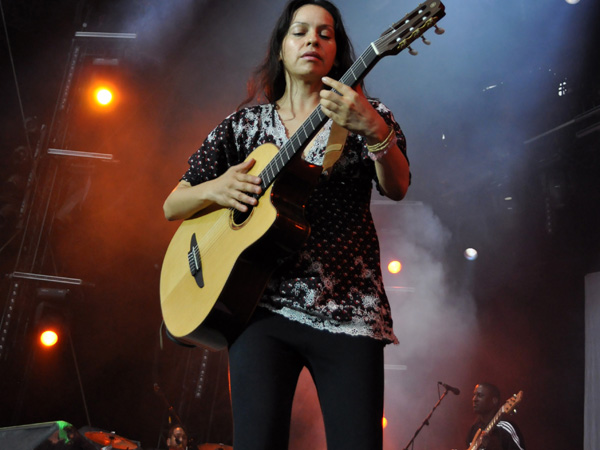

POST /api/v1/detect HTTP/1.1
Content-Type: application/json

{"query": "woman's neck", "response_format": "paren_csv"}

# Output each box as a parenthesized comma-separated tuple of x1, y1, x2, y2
(277, 77, 323, 122)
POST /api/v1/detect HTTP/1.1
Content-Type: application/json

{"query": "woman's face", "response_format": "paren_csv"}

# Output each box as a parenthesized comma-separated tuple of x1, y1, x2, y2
(280, 4, 337, 84)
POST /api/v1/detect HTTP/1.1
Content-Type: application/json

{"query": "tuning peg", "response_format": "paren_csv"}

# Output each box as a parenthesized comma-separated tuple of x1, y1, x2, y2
(421, 36, 431, 45)
(408, 46, 418, 56)
(434, 25, 445, 35)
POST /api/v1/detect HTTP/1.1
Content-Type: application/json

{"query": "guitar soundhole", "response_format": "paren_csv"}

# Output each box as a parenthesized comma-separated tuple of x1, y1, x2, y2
(231, 203, 255, 228)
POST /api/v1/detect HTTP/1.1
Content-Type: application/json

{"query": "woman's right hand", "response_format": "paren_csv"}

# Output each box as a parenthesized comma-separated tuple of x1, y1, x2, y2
(206, 158, 262, 212)
(163, 158, 262, 221)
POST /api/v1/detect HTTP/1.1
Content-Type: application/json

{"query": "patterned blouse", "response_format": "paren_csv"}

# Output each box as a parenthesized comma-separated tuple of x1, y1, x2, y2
(181, 101, 407, 344)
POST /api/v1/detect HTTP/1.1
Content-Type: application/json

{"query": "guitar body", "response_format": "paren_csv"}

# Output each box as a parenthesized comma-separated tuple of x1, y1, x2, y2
(160, 143, 322, 350)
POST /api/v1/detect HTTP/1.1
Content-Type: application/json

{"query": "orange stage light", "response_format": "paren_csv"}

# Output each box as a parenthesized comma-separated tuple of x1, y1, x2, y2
(387, 260, 402, 274)
(94, 87, 114, 106)
(40, 330, 59, 347)
(87, 80, 119, 112)
(382, 416, 388, 429)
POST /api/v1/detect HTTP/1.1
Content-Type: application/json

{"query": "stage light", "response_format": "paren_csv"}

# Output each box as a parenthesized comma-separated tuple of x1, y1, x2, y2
(40, 330, 59, 347)
(558, 80, 568, 97)
(86, 72, 121, 112)
(565, 0, 580, 4)
(90, 83, 118, 110)
(36, 317, 64, 349)
(387, 260, 402, 274)
(464, 248, 478, 261)
(94, 87, 114, 105)
(33, 298, 69, 350)
(382, 416, 388, 429)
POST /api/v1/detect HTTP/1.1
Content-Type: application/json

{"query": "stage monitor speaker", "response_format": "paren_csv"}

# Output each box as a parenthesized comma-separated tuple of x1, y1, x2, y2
(0, 421, 61, 450)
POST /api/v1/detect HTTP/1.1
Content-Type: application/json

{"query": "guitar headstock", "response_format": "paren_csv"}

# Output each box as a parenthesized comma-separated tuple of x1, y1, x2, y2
(373, 1, 446, 57)
(501, 390, 524, 415)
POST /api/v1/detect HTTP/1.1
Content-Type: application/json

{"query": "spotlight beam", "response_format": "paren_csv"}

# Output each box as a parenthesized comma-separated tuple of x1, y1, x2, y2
(524, 105, 600, 144)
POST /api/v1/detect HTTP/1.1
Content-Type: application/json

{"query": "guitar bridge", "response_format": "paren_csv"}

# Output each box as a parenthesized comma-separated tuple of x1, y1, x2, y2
(188, 233, 205, 288)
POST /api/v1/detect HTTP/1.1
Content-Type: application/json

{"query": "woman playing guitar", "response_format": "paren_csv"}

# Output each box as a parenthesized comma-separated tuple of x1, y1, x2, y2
(163, 1, 412, 448)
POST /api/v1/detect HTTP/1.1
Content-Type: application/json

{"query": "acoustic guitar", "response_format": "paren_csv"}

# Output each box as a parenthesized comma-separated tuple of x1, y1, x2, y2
(160, 1, 446, 350)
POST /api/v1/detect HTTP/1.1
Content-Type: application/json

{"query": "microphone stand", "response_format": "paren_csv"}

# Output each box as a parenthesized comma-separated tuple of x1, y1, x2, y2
(401, 388, 452, 450)
(154, 383, 184, 425)
(154, 383, 186, 449)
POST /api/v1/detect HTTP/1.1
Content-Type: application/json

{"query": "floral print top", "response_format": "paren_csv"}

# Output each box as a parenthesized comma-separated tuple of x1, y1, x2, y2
(181, 101, 407, 344)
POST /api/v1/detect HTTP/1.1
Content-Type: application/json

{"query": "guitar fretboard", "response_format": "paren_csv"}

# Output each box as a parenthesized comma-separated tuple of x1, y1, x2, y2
(258, 44, 380, 191)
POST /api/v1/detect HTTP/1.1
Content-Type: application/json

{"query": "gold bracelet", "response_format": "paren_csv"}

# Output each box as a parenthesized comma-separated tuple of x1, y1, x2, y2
(367, 125, 395, 153)
(368, 133, 397, 161)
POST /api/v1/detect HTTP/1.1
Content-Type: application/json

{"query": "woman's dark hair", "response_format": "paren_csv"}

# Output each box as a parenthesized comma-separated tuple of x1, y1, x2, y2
(240, 0, 356, 108)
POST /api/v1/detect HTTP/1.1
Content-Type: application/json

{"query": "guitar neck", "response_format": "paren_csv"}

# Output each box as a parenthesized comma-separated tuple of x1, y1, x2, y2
(484, 407, 505, 434)
(257, 0, 446, 190)
(469, 391, 523, 450)
(258, 45, 381, 191)
(468, 406, 509, 450)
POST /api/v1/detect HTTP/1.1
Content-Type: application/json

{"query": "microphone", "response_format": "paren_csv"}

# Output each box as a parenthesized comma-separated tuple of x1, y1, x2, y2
(438, 381, 460, 395)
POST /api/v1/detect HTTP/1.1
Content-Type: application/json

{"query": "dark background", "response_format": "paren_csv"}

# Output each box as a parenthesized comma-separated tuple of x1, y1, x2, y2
(1, 0, 599, 449)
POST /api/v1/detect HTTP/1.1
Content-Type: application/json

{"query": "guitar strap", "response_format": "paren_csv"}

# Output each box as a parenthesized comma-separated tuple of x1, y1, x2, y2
(321, 121, 348, 178)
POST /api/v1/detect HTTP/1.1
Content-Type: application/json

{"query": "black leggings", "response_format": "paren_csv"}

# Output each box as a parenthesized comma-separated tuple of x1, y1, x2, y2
(228, 308, 385, 450)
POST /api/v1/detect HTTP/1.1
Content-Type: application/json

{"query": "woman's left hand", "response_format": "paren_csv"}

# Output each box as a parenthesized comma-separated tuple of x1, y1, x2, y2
(320, 76, 410, 201)
(319, 76, 388, 143)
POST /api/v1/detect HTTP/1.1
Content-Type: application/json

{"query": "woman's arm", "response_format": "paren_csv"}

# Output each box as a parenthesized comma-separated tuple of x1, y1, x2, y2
(319, 77, 410, 200)
(364, 120, 410, 201)
(163, 158, 262, 221)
